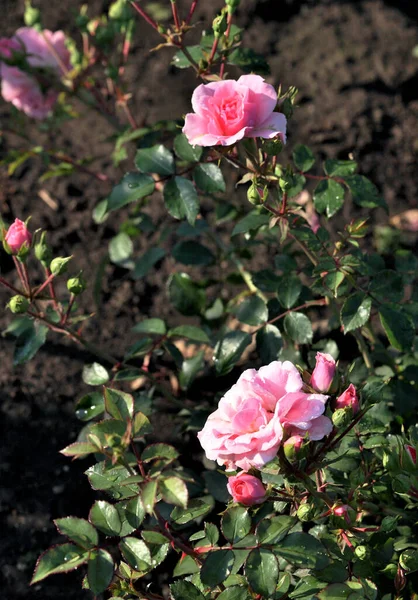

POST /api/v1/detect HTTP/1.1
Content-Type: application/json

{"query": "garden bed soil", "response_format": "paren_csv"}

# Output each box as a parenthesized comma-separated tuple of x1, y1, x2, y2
(1, 0, 418, 597)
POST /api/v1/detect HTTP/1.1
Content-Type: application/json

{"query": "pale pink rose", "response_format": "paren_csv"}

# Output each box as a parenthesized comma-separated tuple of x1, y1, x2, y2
(334, 384, 359, 415)
(0, 27, 71, 119)
(183, 74, 286, 147)
(5, 218, 32, 253)
(311, 352, 336, 393)
(197, 360, 332, 471)
(227, 472, 266, 506)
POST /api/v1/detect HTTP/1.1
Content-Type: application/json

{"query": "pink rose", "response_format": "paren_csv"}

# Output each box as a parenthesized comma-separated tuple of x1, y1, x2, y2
(311, 352, 336, 393)
(227, 472, 266, 506)
(0, 27, 72, 119)
(5, 218, 32, 253)
(183, 74, 286, 147)
(197, 360, 332, 471)
(332, 504, 353, 524)
(404, 445, 417, 465)
(334, 384, 359, 415)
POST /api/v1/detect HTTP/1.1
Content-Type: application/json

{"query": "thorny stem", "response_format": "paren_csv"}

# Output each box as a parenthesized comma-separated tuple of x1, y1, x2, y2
(62, 294, 76, 326)
(253, 299, 327, 334)
(53, 153, 110, 182)
(170, 0, 181, 31)
(130, 1, 160, 31)
(154, 508, 202, 563)
(13, 257, 29, 295)
(0, 276, 25, 296)
(32, 272, 55, 299)
(219, 12, 233, 79)
(45, 267, 60, 314)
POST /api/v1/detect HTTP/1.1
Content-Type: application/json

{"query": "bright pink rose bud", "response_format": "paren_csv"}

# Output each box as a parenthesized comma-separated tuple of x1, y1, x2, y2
(183, 74, 286, 147)
(284, 435, 304, 461)
(227, 472, 266, 506)
(5, 219, 32, 254)
(332, 504, 354, 525)
(310, 352, 336, 393)
(405, 445, 417, 465)
(335, 384, 359, 415)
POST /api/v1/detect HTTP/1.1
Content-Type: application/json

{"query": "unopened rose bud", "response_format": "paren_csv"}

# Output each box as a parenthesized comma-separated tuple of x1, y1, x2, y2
(8, 294, 29, 314)
(4, 219, 32, 255)
(226, 0, 240, 14)
(332, 407, 352, 429)
(310, 352, 336, 393)
(109, 0, 131, 21)
(332, 504, 354, 525)
(355, 545, 367, 560)
(334, 384, 359, 414)
(34, 231, 52, 268)
(247, 181, 262, 205)
(24, 0, 41, 27)
(227, 472, 266, 506)
(212, 12, 227, 38)
(50, 256, 72, 276)
(404, 445, 417, 465)
(297, 503, 314, 522)
(67, 272, 87, 296)
(284, 435, 305, 462)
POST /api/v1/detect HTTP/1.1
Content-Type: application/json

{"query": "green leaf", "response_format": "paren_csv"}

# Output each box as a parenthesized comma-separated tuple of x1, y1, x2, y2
(164, 176, 199, 226)
(369, 270, 403, 303)
(340, 293, 372, 333)
(132, 247, 165, 279)
(284, 312, 313, 344)
(245, 548, 279, 598)
(232, 295, 268, 326)
(180, 350, 205, 389)
(14, 322, 48, 366)
(274, 532, 330, 569)
(217, 587, 251, 600)
(168, 325, 209, 344)
(167, 273, 206, 316)
(222, 506, 251, 543)
(400, 549, 418, 573)
(104, 388, 134, 421)
(86, 462, 136, 499)
(171, 497, 214, 524)
(135, 144, 174, 176)
(228, 47, 270, 75)
(317, 583, 352, 599)
(172, 46, 205, 69)
(214, 330, 252, 375)
(313, 179, 345, 218)
(107, 172, 155, 212)
(108, 232, 133, 266)
(54, 517, 98, 549)
(119, 537, 151, 570)
(132, 318, 166, 335)
(142, 479, 158, 513)
(277, 274, 302, 309)
(124, 495, 146, 530)
(201, 549, 235, 588)
(203, 470, 231, 503)
(82, 362, 109, 386)
(256, 324, 283, 364)
(379, 306, 415, 351)
(193, 163, 226, 193)
(87, 549, 114, 595)
(293, 144, 315, 172)
(345, 175, 386, 209)
(142, 443, 179, 463)
(170, 580, 205, 600)
(115, 369, 148, 382)
(172, 240, 215, 266)
(31, 543, 88, 584)
(133, 411, 153, 436)
(75, 392, 105, 421)
(256, 515, 297, 544)
(232, 213, 270, 236)
(89, 500, 121, 536)
(159, 476, 188, 507)
(60, 441, 98, 458)
(174, 134, 202, 162)
(324, 159, 357, 177)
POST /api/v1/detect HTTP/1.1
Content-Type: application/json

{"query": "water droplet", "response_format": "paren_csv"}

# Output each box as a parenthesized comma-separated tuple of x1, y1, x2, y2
(128, 183, 138, 189)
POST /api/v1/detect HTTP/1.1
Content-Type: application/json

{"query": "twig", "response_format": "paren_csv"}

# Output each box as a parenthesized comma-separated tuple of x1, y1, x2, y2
(253, 299, 327, 334)
(219, 12, 233, 79)
(130, 1, 160, 31)
(170, 0, 181, 31)
(185, 0, 199, 25)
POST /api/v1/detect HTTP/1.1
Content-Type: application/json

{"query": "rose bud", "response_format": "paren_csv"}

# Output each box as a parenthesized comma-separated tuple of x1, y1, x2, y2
(332, 504, 354, 525)
(8, 294, 29, 314)
(405, 445, 417, 464)
(227, 472, 266, 506)
(4, 219, 32, 254)
(284, 435, 305, 462)
(334, 384, 359, 415)
(310, 352, 336, 393)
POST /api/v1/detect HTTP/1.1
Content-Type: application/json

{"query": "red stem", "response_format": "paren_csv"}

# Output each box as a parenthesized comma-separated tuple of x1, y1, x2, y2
(45, 267, 61, 314)
(32, 272, 55, 299)
(219, 13, 233, 79)
(171, 0, 181, 31)
(186, 0, 199, 25)
(130, 1, 160, 31)
(61, 294, 75, 326)
(0, 276, 25, 296)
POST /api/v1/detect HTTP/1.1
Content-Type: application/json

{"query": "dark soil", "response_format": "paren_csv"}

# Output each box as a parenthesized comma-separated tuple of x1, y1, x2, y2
(1, 0, 418, 598)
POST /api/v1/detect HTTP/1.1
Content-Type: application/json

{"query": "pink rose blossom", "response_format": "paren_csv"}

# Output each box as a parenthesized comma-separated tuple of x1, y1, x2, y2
(197, 360, 332, 471)
(183, 74, 286, 147)
(405, 445, 417, 465)
(5, 218, 32, 253)
(311, 352, 336, 393)
(332, 504, 352, 524)
(0, 27, 72, 119)
(334, 384, 359, 415)
(227, 472, 266, 506)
